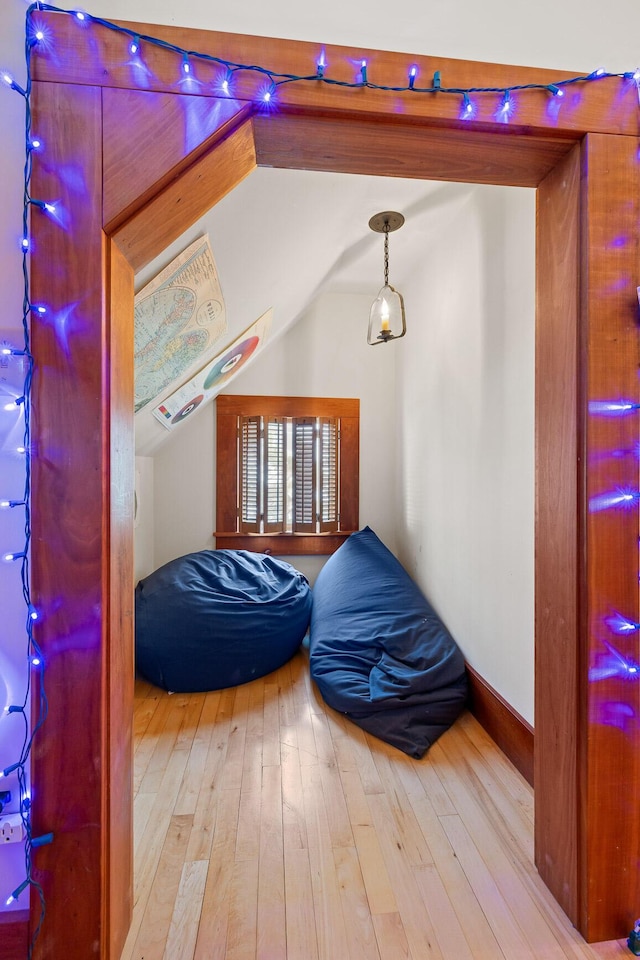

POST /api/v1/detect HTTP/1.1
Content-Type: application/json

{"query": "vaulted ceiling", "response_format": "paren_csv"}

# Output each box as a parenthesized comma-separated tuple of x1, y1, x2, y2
(134, 166, 475, 454)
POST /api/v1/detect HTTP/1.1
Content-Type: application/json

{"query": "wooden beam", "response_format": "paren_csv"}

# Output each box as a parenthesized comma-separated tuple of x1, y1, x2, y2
(29, 81, 113, 960)
(31, 11, 640, 138)
(102, 88, 253, 228)
(0, 911, 29, 960)
(104, 239, 135, 960)
(535, 143, 581, 926)
(578, 132, 640, 941)
(254, 111, 575, 187)
(111, 117, 257, 272)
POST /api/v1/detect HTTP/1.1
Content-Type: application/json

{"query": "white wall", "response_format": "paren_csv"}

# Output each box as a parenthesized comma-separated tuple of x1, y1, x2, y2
(151, 291, 397, 585)
(134, 457, 155, 583)
(396, 184, 535, 723)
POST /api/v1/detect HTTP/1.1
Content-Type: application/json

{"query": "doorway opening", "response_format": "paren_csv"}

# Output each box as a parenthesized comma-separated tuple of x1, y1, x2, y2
(27, 13, 640, 956)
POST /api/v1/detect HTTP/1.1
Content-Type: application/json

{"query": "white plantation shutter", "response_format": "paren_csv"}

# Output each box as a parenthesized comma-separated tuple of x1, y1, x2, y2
(235, 409, 344, 536)
(318, 417, 338, 532)
(292, 418, 317, 533)
(239, 416, 261, 533)
(264, 417, 286, 533)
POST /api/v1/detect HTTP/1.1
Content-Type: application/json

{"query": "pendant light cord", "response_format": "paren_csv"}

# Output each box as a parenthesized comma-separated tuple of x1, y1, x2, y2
(384, 227, 389, 285)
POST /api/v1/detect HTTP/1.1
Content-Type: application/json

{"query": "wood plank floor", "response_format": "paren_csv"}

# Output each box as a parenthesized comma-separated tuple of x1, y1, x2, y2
(120, 651, 629, 960)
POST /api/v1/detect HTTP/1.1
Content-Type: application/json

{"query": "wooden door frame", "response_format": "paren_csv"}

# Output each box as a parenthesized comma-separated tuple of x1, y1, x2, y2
(22, 10, 640, 957)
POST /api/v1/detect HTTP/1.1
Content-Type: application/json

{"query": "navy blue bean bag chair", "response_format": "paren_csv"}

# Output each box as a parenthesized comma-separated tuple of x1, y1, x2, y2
(136, 549, 312, 692)
(309, 527, 467, 758)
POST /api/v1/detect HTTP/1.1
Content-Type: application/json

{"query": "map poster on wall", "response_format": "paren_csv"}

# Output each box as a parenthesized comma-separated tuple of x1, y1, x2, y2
(134, 235, 228, 413)
(152, 309, 273, 431)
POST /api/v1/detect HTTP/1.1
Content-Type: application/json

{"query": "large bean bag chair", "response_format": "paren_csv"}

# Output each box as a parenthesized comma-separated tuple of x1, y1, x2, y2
(309, 527, 467, 758)
(135, 549, 312, 692)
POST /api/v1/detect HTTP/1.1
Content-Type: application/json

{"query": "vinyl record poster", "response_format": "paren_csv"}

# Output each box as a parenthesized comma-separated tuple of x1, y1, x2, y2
(152, 309, 272, 431)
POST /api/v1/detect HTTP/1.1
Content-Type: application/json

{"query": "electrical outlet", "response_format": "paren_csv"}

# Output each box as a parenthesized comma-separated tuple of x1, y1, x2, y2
(0, 813, 24, 843)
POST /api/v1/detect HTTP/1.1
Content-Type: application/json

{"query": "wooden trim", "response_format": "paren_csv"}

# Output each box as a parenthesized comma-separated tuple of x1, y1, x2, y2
(216, 395, 359, 417)
(213, 533, 353, 554)
(578, 132, 640, 941)
(0, 911, 29, 960)
(32, 13, 640, 138)
(465, 664, 534, 788)
(254, 113, 577, 188)
(30, 81, 110, 959)
(104, 240, 135, 959)
(111, 118, 257, 273)
(102, 89, 253, 228)
(534, 143, 581, 927)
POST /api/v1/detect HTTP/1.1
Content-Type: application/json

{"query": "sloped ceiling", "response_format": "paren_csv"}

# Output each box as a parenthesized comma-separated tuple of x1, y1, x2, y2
(134, 166, 474, 455)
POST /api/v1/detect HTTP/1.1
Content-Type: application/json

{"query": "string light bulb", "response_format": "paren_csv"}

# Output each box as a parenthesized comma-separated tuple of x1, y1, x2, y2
(261, 81, 277, 104)
(5, 879, 29, 906)
(0, 763, 20, 779)
(30, 198, 56, 214)
(221, 67, 233, 94)
(589, 399, 640, 416)
(605, 612, 640, 634)
(3, 551, 27, 562)
(461, 92, 474, 118)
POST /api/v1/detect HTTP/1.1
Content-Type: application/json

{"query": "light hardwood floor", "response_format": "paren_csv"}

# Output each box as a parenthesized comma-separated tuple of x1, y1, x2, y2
(120, 650, 629, 960)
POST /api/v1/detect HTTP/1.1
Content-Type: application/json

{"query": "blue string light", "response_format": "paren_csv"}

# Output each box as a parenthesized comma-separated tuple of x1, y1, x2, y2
(589, 399, 640, 416)
(605, 612, 640, 635)
(589, 487, 640, 513)
(0, 4, 50, 954)
(22, 2, 640, 112)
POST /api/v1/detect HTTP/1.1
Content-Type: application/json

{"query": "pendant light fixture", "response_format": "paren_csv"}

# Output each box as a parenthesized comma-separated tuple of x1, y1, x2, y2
(367, 211, 406, 345)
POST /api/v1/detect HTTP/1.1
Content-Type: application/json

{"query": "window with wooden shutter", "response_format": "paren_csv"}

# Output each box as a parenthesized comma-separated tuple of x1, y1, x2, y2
(216, 396, 359, 555)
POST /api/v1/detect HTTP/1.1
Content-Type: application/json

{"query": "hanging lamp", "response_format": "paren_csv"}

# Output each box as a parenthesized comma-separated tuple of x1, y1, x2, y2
(367, 211, 406, 345)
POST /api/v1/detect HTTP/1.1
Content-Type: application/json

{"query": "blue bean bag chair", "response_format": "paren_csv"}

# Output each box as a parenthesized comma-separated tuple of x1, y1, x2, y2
(135, 549, 312, 692)
(309, 527, 467, 758)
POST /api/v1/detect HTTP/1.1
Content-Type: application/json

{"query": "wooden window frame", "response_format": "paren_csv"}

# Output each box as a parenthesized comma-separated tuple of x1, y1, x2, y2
(215, 394, 359, 554)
